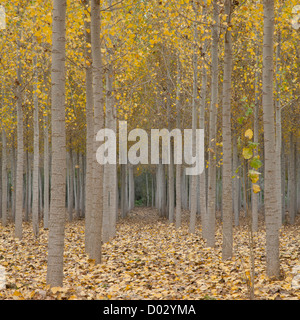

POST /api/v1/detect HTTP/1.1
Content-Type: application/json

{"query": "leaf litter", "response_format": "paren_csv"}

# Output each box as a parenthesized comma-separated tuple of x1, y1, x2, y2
(0, 207, 299, 300)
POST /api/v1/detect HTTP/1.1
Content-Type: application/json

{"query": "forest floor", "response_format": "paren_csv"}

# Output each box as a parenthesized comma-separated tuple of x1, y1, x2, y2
(0, 207, 299, 300)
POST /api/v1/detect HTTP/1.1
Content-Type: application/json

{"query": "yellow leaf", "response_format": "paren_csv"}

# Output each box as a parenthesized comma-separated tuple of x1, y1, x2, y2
(245, 129, 253, 139)
(242, 147, 253, 160)
(252, 184, 261, 193)
(51, 287, 63, 294)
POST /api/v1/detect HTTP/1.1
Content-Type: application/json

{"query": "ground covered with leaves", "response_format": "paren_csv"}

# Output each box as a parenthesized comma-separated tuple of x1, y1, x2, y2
(0, 208, 299, 300)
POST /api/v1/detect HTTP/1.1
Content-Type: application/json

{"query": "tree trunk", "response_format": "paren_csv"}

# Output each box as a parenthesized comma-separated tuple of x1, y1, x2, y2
(222, 0, 233, 260)
(175, 56, 182, 229)
(289, 132, 296, 224)
(128, 164, 134, 210)
(275, 29, 282, 227)
(11, 144, 16, 220)
(168, 146, 175, 223)
(46, 0, 67, 287)
(262, 0, 280, 278)
(32, 50, 39, 238)
(121, 164, 127, 218)
(43, 78, 50, 230)
(25, 151, 30, 222)
(89, 0, 104, 264)
(281, 141, 285, 222)
(199, 0, 208, 237)
(67, 149, 73, 222)
(232, 135, 239, 227)
(15, 28, 24, 240)
(146, 171, 149, 207)
(189, 0, 198, 234)
(252, 7, 260, 232)
(83, 0, 94, 254)
(75, 152, 80, 219)
(205, 0, 219, 247)
(2, 129, 7, 226)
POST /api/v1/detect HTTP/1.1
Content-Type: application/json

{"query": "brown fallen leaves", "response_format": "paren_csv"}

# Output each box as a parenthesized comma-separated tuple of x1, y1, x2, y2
(0, 207, 299, 300)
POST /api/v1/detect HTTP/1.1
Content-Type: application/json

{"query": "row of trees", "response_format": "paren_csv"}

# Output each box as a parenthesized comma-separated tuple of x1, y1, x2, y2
(0, 0, 299, 287)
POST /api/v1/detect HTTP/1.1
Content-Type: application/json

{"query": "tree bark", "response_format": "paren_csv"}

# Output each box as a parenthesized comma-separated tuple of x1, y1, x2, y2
(199, 0, 208, 237)
(32, 50, 39, 238)
(15, 28, 24, 240)
(2, 129, 7, 226)
(189, 0, 199, 234)
(89, 0, 104, 264)
(289, 132, 296, 224)
(83, 0, 94, 254)
(232, 135, 239, 227)
(205, 0, 219, 247)
(222, 0, 233, 260)
(46, 0, 67, 287)
(262, 0, 280, 278)
(43, 75, 50, 230)
(175, 57, 182, 229)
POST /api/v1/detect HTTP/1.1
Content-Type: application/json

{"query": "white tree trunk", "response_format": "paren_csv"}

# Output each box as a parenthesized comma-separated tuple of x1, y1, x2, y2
(205, 0, 219, 247)
(15, 28, 24, 240)
(199, 0, 208, 237)
(189, 0, 198, 234)
(90, 0, 104, 264)
(2, 129, 7, 226)
(232, 135, 239, 227)
(275, 29, 282, 228)
(46, 0, 67, 287)
(175, 57, 182, 229)
(83, 0, 94, 254)
(67, 149, 73, 221)
(43, 78, 50, 230)
(289, 132, 296, 224)
(221, 0, 233, 260)
(32, 51, 39, 238)
(262, 0, 280, 278)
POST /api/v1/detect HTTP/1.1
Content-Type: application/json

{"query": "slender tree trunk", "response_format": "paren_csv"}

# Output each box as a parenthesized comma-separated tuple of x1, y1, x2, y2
(146, 171, 149, 207)
(11, 144, 16, 220)
(128, 164, 134, 210)
(15, 29, 24, 240)
(262, 0, 280, 278)
(151, 173, 154, 208)
(281, 141, 285, 222)
(168, 143, 175, 223)
(161, 164, 167, 217)
(252, 7, 260, 231)
(89, 0, 104, 264)
(199, 0, 208, 237)
(205, 0, 219, 247)
(67, 149, 73, 222)
(175, 57, 182, 229)
(83, 0, 94, 254)
(25, 151, 29, 222)
(275, 29, 282, 227)
(32, 50, 39, 238)
(80, 153, 85, 218)
(46, 0, 67, 287)
(43, 76, 50, 230)
(121, 164, 127, 218)
(232, 135, 239, 226)
(289, 132, 296, 224)
(189, 0, 198, 234)
(222, 0, 233, 260)
(2, 129, 7, 226)
(103, 1, 117, 240)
